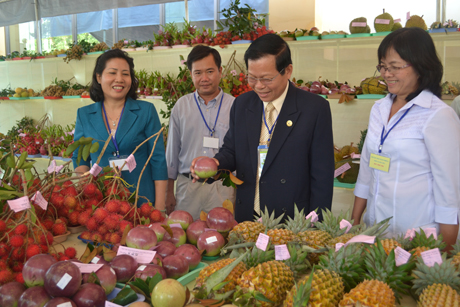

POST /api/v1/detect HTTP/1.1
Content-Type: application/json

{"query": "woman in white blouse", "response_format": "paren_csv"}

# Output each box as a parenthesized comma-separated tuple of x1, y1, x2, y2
(351, 27, 460, 250)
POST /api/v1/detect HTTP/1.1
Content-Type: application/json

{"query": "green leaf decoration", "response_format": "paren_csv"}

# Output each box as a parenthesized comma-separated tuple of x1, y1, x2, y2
(90, 141, 100, 153)
(66, 141, 80, 156)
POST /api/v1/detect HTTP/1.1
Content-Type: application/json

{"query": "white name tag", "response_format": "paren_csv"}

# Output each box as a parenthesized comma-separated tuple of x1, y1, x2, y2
(108, 158, 129, 171)
(203, 137, 219, 149)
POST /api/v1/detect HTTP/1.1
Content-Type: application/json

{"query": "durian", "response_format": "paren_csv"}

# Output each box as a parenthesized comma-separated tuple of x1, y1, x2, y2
(406, 15, 428, 30)
(361, 77, 388, 95)
(391, 22, 402, 31)
(349, 17, 370, 34)
(374, 9, 394, 32)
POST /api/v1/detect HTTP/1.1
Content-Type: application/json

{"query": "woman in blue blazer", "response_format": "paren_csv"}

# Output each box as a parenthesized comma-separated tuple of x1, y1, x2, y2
(72, 49, 168, 208)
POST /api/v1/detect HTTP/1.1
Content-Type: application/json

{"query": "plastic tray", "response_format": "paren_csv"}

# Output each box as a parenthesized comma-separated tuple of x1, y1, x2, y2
(202, 255, 220, 261)
(178, 262, 209, 286)
(29, 96, 44, 99)
(107, 287, 145, 306)
(54, 231, 71, 243)
(429, 28, 446, 34)
(171, 45, 191, 49)
(345, 33, 371, 38)
(87, 51, 104, 55)
(371, 31, 391, 37)
(9, 97, 29, 100)
(57, 54, 66, 57)
(0, 97, 9, 100)
(446, 28, 459, 33)
(333, 178, 356, 189)
(321, 34, 346, 39)
(81, 95, 91, 98)
(62, 96, 81, 99)
(296, 36, 319, 41)
(232, 40, 252, 44)
(356, 94, 386, 99)
(44, 96, 63, 99)
(77, 235, 113, 248)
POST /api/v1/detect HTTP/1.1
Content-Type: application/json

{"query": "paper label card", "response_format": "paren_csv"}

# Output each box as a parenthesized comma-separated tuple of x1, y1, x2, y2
(137, 265, 147, 271)
(335, 243, 345, 252)
(90, 164, 103, 177)
(351, 22, 367, 27)
(106, 301, 123, 307)
(275, 245, 291, 260)
(350, 152, 361, 159)
(346, 235, 375, 246)
(404, 228, 416, 240)
(47, 160, 63, 174)
(257, 217, 262, 223)
(339, 219, 352, 233)
(394, 18, 401, 23)
(334, 163, 351, 178)
(169, 223, 182, 229)
(375, 19, 391, 24)
(91, 256, 101, 264)
(255, 233, 270, 251)
(126, 154, 137, 173)
(203, 137, 219, 149)
(424, 228, 437, 239)
(57, 303, 73, 307)
(117, 246, 156, 264)
(394, 247, 411, 266)
(31, 191, 48, 210)
(8, 196, 31, 212)
(57, 273, 72, 290)
(369, 153, 390, 172)
(421, 248, 443, 267)
(206, 236, 218, 244)
(73, 263, 104, 273)
(407, 12, 410, 20)
(306, 211, 318, 223)
(109, 158, 129, 171)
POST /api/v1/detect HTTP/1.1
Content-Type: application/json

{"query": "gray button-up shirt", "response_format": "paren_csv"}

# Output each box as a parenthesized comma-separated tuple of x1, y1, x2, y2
(166, 89, 235, 179)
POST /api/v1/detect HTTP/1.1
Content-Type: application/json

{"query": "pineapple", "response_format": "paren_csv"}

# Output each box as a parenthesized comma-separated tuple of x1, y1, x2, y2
(379, 238, 402, 255)
(283, 270, 314, 307)
(267, 228, 295, 245)
(298, 230, 332, 264)
(229, 221, 266, 243)
(315, 209, 352, 239)
(283, 269, 344, 307)
(419, 283, 460, 307)
(409, 229, 446, 258)
(284, 204, 312, 234)
(237, 260, 295, 307)
(339, 279, 395, 307)
(450, 241, 460, 271)
(317, 243, 366, 292)
(195, 258, 247, 293)
(281, 243, 311, 278)
(326, 233, 356, 245)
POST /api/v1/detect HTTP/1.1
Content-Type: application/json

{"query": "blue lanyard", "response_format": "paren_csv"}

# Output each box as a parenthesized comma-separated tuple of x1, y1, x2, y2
(194, 92, 223, 137)
(379, 105, 413, 153)
(102, 102, 125, 157)
(263, 104, 279, 143)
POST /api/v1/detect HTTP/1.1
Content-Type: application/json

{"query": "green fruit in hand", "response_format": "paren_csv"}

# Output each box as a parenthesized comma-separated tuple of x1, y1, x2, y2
(151, 279, 186, 307)
(194, 157, 218, 179)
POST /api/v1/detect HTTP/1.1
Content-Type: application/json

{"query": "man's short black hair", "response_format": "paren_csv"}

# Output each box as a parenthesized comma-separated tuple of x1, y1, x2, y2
(244, 33, 292, 74)
(187, 45, 222, 71)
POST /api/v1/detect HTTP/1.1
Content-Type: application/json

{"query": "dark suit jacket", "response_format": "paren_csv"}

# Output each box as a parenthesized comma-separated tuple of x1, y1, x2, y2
(214, 82, 335, 222)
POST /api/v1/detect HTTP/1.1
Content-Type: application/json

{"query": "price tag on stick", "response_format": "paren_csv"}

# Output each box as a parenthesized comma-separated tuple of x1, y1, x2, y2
(31, 191, 48, 210)
(339, 219, 352, 233)
(421, 248, 443, 267)
(106, 302, 123, 307)
(117, 246, 156, 264)
(126, 154, 136, 172)
(255, 233, 270, 251)
(394, 247, 411, 266)
(7, 196, 31, 212)
(275, 245, 290, 260)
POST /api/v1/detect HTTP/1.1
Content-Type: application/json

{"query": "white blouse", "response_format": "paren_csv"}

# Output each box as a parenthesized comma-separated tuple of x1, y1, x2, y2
(354, 90, 460, 238)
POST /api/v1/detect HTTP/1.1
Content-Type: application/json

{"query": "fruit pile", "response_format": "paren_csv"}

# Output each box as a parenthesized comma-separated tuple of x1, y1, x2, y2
(334, 142, 360, 184)
(11, 87, 36, 98)
(293, 78, 361, 96)
(230, 72, 252, 97)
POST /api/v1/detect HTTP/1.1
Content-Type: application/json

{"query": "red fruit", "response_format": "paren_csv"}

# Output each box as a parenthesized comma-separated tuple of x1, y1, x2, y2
(93, 208, 109, 223)
(103, 216, 119, 231)
(59, 255, 70, 261)
(83, 183, 98, 197)
(26, 244, 41, 259)
(51, 223, 67, 236)
(86, 198, 99, 209)
(91, 232, 103, 242)
(150, 210, 162, 223)
(81, 231, 92, 240)
(12, 174, 21, 186)
(62, 180, 73, 188)
(11, 248, 25, 260)
(40, 244, 49, 253)
(40, 231, 54, 245)
(64, 247, 77, 258)
(86, 217, 98, 231)
(0, 243, 9, 257)
(14, 224, 28, 236)
(109, 233, 121, 244)
(63, 186, 78, 197)
(119, 220, 133, 234)
(12, 262, 24, 272)
(0, 259, 7, 270)
(78, 211, 91, 226)
(50, 194, 65, 207)
(95, 189, 104, 202)
(97, 224, 109, 235)
(140, 203, 153, 218)
(15, 272, 24, 283)
(105, 200, 121, 213)
(41, 219, 54, 231)
(10, 235, 24, 248)
(119, 201, 131, 215)
(68, 211, 79, 226)
(64, 195, 78, 209)
(0, 269, 13, 285)
(104, 233, 111, 242)
(0, 220, 6, 232)
(118, 186, 130, 198)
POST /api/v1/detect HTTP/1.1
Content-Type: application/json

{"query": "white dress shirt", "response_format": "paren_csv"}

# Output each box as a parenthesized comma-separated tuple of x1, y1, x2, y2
(354, 90, 460, 238)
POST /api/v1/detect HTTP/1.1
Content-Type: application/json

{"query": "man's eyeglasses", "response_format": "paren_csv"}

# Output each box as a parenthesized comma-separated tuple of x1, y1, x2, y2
(376, 63, 411, 74)
(246, 68, 285, 86)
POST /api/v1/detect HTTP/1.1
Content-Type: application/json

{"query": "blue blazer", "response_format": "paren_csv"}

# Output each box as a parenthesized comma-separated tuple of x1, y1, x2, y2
(72, 98, 168, 205)
(214, 82, 335, 222)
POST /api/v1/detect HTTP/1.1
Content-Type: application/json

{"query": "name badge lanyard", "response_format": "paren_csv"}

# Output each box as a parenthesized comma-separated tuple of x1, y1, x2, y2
(102, 102, 125, 157)
(194, 93, 223, 137)
(263, 105, 280, 145)
(379, 105, 413, 153)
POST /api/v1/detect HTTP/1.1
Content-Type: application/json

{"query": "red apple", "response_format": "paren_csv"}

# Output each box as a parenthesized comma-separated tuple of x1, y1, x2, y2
(149, 222, 167, 241)
(194, 157, 218, 178)
(206, 207, 236, 234)
(23, 254, 57, 287)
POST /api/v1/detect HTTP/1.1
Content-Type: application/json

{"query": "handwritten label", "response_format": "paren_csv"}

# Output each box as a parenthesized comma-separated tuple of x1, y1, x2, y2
(117, 246, 156, 264)
(206, 236, 218, 244)
(404, 228, 416, 240)
(106, 302, 123, 307)
(345, 235, 375, 245)
(394, 247, 411, 266)
(57, 303, 73, 307)
(407, 12, 410, 20)
(394, 18, 401, 23)
(56, 273, 72, 290)
(7, 196, 31, 212)
(350, 152, 361, 159)
(90, 164, 103, 177)
(126, 154, 136, 173)
(375, 19, 390, 24)
(91, 256, 100, 264)
(351, 22, 367, 27)
(205, 228, 217, 232)
(73, 263, 104, 273)
(339, 219, 352, 233)
(335, 243, 345, 251)
(421, 248, 443, 267)
(31, 191, 48, 210)
(275, 245, 291, 260)
(255, 233, 270, 251)
(424, 228, 437, 239)
(334, 163, 351, 178)
(169, 223, 182, 229)
(306, 211, 318, 223)
(48, 160, 57, 174)
(137, 265, 146, 271)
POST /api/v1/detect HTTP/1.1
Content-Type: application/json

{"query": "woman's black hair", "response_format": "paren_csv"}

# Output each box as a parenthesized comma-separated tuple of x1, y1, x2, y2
(378, 27, 443, 101)
(89, 49, 139, 102)
(244, 33, 292, 74)
(186, 45, 222, 71)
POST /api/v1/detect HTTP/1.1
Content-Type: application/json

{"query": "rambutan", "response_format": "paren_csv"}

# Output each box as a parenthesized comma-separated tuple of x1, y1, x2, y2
(57, 207, 70, 218)
(91, 232, 103, 242)
(97, 224, 109, 235)
(119, 220, 133, 234)
(119, 201, 131, 215)
(10, 235, 24, 248)
(95, 189, 103, 202)
(109, 233, 121, 244)
(140, 203, 153, 218)
(39, 231, 54, 245)
(26, 244, 41, 259)
(150, 209, 162, 223)
(64, 195, 78, 210)
(41, 219, 54, 231)
(78, 211, 91, 226)
(104, 233, 111, 242)
(0, 243, 9, 257)
(64, 247, 77, 258)
(105, 200, 121, 214)
(52, 223, 67, 236)
(15, 272, 24, 283)
(86, 217, 98, 231)
(50, 194, 65, 207)
(83, 183, 98, 198)
(62, 180, 73, 189)
(40, 244, 49, 253)
(11, 248, 25, 260)
(13, 224, 28, 236)
(0, 259, 8, 270)
(68, 211, 79, 226)
(0, 269, 13, 285)
(12, 262, 23, 272)
(93, 208, 109, 223)
(118, 186, 130, 199)
(27, 237, 34, 245)
(59, 255, 70, 261)
(0, 220, 6, 232)
(63, 186, 78, 197)
(103, 216, 119, 231)
(55, 217, 67, 224)
(86, 198, 99, 209)
(81, 231, 92, 240)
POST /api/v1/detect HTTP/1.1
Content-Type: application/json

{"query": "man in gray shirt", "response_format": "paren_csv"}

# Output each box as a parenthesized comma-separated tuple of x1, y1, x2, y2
(165, 45, 236, 219)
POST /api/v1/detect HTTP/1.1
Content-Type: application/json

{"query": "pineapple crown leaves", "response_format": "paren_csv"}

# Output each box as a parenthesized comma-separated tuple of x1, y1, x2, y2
(316, 244, 366, 292)
(255, 206, 284, 229)
(282, 243, 311, 278)
(449, 240, 460, 257)
(283, 203, 312, 234)
(409, 228, 446, 250)
(315, 208, 352, 238)
(291, 269, 315, 307)
(412, 253, 460, 296)
(231, 286, 274, 307)
(353, 216, 392, 237)
(363, 239, 415, 302)
(242, 243, 275, 268)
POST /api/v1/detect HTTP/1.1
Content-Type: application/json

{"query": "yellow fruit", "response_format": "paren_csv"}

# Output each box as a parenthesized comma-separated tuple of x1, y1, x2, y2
(298, 230, 332, 264)
(339, 279, 395, 307)
(28, 89, 34, 95)
(361, 77, 387, 95)
(21, 91, 29, 97)
(406, 15, 428, 30)
(410, 246, 431, 258)
(267, 228, 295, 245)
(15, 88, 23, 94)
(419, 283, 460, 307)
(229, 221, 265, 243)
(452, 253, 460, 271)
(237, 260, 294, 307)
(327, 233, 356, 246)
(13, 93, 20, 98)
(379, 239, 402, 256)
(195, 258, 246, 293)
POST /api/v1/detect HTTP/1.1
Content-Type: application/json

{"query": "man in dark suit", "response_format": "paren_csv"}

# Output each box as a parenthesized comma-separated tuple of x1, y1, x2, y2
(191, 33, 334, 222)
